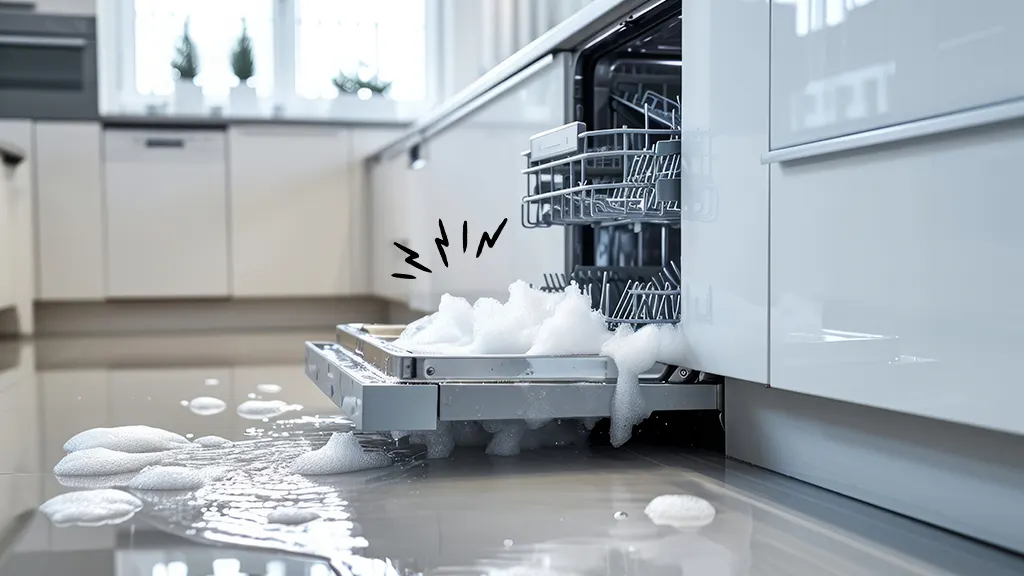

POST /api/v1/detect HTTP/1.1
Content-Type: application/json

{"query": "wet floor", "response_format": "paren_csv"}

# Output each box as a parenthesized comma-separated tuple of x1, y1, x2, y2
(1, 332, 1022, 576)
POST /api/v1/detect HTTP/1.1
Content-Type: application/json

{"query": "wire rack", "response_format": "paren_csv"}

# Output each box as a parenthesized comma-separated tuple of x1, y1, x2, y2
(539, 264, 681, 327)
(521, 96, 683, 229)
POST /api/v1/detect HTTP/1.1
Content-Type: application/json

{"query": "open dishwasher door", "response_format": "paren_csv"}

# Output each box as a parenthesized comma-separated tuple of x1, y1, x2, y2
(304, 0, 718, 434)
(305, 324, 717, 432)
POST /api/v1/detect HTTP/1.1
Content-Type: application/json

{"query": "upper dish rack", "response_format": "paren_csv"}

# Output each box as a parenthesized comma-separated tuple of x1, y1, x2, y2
(521, 98, 683, 229)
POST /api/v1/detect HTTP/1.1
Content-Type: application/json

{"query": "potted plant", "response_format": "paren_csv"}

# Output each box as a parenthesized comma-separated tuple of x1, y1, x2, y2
(229, 19, 258, 115)
(329, 63, 395, 117)
(171, 19, 202, 114)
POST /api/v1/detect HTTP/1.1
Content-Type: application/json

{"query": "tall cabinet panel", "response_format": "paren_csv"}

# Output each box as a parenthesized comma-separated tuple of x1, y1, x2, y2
(228, 126, 353, 297)
(679, 0, 770, 383)
(35, 122, 105, 300)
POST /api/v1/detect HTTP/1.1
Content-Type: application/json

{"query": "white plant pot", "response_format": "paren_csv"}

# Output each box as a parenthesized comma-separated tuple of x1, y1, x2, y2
(173, 79, 204, 115)
(229, 84, 259, 116)
(329, 93, 396, 119)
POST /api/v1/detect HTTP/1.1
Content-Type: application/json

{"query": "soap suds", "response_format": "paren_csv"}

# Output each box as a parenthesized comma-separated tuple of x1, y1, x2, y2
(256, 383, 282, 394)
(188, 396, 227, 416)
(406, 421, 455, 459)
(451, 421, 492, 447)
(602, 325, 660, 447)
(267, 508, 321, 525)
(64, 425, 190, 453)
(527, 283, 612, 355)
(290, 432, 392, 475)
(644, 494, 717, 529)
(193, 435, 232, 447)
(394, 293, 476, 352)
(54, 448, 170, 476)
(39, 489, 143, 527)
(128, 465, 207, 491)
(237, 400, 302, 420)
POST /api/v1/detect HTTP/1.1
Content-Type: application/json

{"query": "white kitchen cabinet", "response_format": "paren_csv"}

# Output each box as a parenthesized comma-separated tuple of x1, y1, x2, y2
(677, 0, 769, 384)
(770, 0, 1024, 149)
(104, 129, 229, 298)
(0, 120, 35, 334)
(769, 118, 1024, 437)
(228, 126, 355, 297)
(369, 147, 413, 305)
(396, 56, 566, 311)
(0, 162, 13, 312)
(35, 122, 105, 300)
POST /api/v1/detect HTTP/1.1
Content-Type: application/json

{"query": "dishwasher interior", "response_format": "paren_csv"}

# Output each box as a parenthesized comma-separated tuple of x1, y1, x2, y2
(304, 0, 721, 448)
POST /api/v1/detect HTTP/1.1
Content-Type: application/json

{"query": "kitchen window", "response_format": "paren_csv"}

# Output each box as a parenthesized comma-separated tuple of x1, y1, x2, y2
(105, 0, 431, 116)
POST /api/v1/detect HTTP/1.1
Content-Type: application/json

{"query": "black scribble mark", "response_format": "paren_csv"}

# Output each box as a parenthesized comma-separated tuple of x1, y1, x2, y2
(462, 220, 469, 253)
(393, 242, 432, 281)
(391, 273, 416, 280)
(434, 219, 450, 268)
(475, 218, 508, 258)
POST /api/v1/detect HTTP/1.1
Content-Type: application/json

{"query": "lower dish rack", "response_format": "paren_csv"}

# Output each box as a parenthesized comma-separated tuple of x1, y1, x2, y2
(304, 323, 719, 432)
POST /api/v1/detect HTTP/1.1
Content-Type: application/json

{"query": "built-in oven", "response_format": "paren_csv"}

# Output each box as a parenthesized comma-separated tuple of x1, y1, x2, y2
(0, 10, 98, 119)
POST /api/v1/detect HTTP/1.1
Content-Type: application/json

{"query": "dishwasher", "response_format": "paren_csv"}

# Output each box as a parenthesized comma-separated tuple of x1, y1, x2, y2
(302, 0, 720, 440)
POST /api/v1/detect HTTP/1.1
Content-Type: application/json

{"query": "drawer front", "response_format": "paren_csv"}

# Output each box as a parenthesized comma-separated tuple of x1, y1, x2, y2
(770, 0, 1024, 149)
(769, 119, 1024, 436)
(104, 129, 226, 163)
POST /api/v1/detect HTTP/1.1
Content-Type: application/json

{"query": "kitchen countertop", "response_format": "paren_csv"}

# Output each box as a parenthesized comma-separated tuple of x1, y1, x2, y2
(2, 331, 1024, 575)
(100, 114, 413, 130)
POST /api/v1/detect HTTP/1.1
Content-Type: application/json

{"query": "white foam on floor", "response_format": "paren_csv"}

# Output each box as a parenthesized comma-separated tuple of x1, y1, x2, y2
(602, 325, 660, 447)
(237, 400, 302, 420)
(451, 421, 492, 447)
(54, 448, 171, 476)
(39, 489, 143, 527)
(527, 283, 611, 355)
(188, 396, 227, 416)
(644, 494, 717, 529)
(64, 426, 190, 453)
(267, 507, 321, 525)
(127, 465, 207, 491)
(256, 383, 282, 394)
(192, 435, 232, 447)
(204, 377, 220, 386)
(290, 432, 392, 475)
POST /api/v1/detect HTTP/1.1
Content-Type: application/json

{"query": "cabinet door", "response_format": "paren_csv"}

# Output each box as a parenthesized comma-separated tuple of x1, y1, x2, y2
(35, 122, 105, 300)
(228, 126, 353, 297)
(370, 153, 412, 304)
(0, 120, 34, 333)
(104, 129, 229, 298)
(350, 128, 406, 297)
(678, 0, 770, 383)
(0, 163, 12, 310)
(769, 120, 1024, 437)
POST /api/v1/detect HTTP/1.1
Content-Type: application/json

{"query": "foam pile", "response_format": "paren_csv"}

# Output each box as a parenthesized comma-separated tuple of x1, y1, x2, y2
(54, 448, 170, 476)
(188, 396, 227, 416)
(237, 400, 302, 420)
(267, 508, 321, 525)
(290, 432, 392, 475)
(644, 494, 717, 529)
(39, 489, 143, 527)
(193, 435, 232, 447)
(127, 465, 208, 491)
(256, 383, 282, 394)
(64, 425, 190, 453)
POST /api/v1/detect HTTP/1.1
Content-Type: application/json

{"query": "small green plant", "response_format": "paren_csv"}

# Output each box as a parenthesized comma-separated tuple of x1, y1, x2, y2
(231, 19, 255, 83)
(171, 19, 199, 81)
(332, 63, 391, 96)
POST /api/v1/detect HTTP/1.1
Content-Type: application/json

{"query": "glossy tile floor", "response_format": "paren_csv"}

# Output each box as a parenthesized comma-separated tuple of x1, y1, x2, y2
(1, 332, 1022, 576)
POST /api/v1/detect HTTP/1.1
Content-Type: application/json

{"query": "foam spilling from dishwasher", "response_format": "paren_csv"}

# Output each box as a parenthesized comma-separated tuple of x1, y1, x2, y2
(54, 447, 174, 476)
(128, 465, 208, 491)
(39, 489, 143, 527)
(64, 425, 191, 453)
(392, 281, 690, 448)
(290, 432, 392, 475)
(267, 508, 321, 525)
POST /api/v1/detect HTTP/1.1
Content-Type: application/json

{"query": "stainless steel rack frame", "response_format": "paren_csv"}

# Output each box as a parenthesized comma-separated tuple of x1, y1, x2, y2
(304, 324, 718, 431)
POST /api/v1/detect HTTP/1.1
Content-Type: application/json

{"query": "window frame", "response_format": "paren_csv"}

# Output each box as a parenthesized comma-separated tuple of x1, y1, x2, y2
(101, 0, 442, 117)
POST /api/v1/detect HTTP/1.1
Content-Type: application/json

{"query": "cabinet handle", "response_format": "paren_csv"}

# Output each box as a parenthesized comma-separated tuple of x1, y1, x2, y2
(145, 138, 185, 149)
(0, 34, 87, 48)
